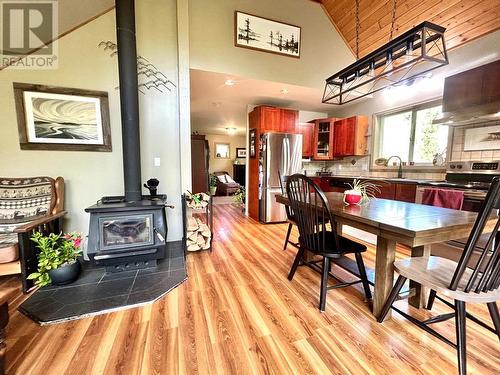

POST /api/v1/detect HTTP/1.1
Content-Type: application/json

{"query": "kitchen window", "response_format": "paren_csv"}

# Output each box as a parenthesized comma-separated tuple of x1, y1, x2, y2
(374, 101, 449, 166)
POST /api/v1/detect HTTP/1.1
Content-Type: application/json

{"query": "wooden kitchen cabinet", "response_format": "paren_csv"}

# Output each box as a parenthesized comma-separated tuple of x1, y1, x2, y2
(255, 106, 298, 133)
(443, 60, 500, 112)
(395, 183, 417, 203)
(298, 122, 314, 158)
(313, 118, 337, 160)
(332, 116, 368, 157)
(372, 181, 396, 200)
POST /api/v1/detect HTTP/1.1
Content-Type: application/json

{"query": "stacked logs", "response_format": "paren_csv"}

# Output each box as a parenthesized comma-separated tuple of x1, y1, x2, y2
(185, 192, 211, 251)
(186, 216, 211, 251)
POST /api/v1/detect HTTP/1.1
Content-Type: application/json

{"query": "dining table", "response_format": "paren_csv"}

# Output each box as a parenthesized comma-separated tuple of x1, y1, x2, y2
(275, 192, 496, 320)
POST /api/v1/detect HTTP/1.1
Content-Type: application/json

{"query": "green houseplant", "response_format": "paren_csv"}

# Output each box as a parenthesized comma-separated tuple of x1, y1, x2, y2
(209, 174, 218, 196)
(233, 186, 245, 211)
(344, 179, 380, 205)
(27, 232, 83, 287)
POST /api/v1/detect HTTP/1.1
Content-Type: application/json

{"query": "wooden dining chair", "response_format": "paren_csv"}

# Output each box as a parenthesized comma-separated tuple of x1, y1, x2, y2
(285, 174, 372, 311)
(278, 171, 298, 251)
(377, 176, 500, 375)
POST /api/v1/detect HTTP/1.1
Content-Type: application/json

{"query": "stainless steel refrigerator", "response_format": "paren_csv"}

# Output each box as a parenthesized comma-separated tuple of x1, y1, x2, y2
(259, 133, 303, 223)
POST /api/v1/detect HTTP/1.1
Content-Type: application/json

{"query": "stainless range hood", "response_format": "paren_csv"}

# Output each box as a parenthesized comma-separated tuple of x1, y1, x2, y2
(433, 59, 500, 126)
(433, 102, 500, 126)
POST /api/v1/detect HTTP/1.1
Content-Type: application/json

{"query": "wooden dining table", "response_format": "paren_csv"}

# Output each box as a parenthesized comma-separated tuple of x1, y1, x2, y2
(276, 192, 495, 320)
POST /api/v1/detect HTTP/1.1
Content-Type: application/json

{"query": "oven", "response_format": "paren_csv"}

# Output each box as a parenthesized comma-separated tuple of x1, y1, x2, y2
(415, 185, 486, 212)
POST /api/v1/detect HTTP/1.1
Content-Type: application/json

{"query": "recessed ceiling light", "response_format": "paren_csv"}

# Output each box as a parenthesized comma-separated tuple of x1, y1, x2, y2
(225, 127, 236, 135)
(280, 88, 289, 94)
(224, 79, 235, 86)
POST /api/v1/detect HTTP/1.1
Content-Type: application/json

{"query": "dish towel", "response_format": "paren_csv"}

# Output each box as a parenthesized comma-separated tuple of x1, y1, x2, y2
(422, 188, 464, 210)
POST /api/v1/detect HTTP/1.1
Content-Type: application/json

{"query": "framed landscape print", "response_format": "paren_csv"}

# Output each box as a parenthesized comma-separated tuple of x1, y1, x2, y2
(235, 11, 301, 58)
(236, 147, 246, 158)
(464, 125, 500, 151)
(13, 83, 111, 151)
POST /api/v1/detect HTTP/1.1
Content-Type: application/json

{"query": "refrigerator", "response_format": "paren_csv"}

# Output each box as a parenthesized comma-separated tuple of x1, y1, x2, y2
(259, 133, 303, 223)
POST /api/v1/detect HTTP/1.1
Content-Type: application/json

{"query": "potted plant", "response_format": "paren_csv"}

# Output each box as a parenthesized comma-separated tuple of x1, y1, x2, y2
(344, 179, 380, 205)
(233, 186, 245, 211)
(209, 174, 218, 196)
(27, 232, 83, 287)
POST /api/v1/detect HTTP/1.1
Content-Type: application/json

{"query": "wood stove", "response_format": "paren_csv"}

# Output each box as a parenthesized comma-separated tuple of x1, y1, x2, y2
(85, 199, 167, 271)
(85, 0, 168, 271)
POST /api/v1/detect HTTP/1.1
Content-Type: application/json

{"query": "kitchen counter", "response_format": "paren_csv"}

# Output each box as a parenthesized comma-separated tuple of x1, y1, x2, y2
(310, 174, 441, 185)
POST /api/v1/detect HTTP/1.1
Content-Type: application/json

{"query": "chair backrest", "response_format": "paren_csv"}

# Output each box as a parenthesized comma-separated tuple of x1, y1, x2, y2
(278, 171, 294, 221)
(449, 176, 500, 293)
(285, 174, 338, 254)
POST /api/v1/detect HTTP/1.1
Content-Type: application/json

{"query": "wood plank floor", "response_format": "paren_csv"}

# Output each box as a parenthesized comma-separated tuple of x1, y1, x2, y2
(1, 203, 499, 374)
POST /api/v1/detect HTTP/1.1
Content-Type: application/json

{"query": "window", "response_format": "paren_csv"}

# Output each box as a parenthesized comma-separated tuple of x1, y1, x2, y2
(375, 102, 448, 166)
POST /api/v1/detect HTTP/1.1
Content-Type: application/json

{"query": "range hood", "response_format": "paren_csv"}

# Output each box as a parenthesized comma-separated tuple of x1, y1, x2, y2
(433, 59, 500, 126)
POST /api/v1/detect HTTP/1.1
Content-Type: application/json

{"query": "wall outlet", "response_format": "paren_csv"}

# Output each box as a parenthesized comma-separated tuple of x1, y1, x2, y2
(154, 157, 161, 167)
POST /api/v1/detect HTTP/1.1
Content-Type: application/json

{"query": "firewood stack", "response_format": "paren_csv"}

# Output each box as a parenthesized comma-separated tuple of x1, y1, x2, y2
(185, 192, 212, 251)
(186, 216, 211, 251)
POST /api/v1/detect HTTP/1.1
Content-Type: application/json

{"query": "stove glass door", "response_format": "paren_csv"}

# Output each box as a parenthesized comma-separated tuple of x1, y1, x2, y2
(99, 214, 154, 250)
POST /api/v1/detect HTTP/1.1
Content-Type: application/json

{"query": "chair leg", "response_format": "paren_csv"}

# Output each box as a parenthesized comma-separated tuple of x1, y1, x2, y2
(377, 275, 407, 323)
(486, 302, 500, 342)
(283, 223, 293, 251)
(319, 257, 330, 312)
(354, 253, 372, 300)
(288, 247, 305, 281)
(426, 289, 437, 310)
(455, 300, 467, 375)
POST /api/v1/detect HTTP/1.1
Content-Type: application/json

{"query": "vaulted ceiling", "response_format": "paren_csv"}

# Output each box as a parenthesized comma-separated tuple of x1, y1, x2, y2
(317, 0, 500, 58)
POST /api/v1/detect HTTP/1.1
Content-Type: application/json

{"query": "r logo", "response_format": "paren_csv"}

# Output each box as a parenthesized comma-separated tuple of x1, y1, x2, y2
(1, 1, 56, 55)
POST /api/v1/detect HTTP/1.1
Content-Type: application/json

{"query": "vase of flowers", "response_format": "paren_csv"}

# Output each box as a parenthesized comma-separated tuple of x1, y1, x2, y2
(27, 232, 83, 287)
(343, 179, 380, 205)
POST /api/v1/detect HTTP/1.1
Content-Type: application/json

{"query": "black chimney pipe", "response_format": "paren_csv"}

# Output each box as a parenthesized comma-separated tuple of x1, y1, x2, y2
(115, 0, 142, 202)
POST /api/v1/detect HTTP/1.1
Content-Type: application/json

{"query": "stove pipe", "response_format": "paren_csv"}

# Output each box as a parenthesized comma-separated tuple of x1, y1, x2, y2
(115, 0, 142, 202)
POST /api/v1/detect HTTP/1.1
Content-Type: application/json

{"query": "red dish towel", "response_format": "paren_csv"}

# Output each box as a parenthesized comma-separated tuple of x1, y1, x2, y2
(422, 188, 464, 210)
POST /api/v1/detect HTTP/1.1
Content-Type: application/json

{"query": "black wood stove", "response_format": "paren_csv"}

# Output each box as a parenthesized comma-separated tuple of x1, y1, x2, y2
(85, 0, 168, 271)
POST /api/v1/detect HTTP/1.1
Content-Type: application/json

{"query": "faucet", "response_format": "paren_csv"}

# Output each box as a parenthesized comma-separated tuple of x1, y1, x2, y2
(386, 155, 403, 178)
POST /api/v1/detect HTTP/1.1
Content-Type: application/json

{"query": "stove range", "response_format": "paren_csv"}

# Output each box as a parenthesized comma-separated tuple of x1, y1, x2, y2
(418, 160, 499, 211)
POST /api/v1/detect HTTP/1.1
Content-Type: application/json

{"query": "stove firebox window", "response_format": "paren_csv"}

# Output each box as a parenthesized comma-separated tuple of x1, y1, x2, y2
(99, 214, 154, 250)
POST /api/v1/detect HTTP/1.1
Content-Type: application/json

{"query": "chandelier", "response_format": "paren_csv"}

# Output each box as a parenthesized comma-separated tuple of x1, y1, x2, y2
(322, 1, 448, 105)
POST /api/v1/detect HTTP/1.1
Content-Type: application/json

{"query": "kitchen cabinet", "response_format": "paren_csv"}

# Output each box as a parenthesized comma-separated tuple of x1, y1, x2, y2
(443, 60, 500, 113)
(332, 116, 369, 157)
(312, 118, 338, 160)
(298, 123, 314, 158)
(372, 181, 396, 200)
(395, 183, 416, 203)
(254, 106, 298, 133)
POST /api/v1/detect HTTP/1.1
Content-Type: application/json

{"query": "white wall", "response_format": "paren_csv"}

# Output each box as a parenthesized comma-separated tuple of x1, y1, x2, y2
(189, 0, 353, 89)
(0, 0, 188, 241)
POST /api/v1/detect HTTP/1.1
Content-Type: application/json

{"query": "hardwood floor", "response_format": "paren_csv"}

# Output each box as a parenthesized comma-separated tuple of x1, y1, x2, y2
(1, 203, 499, 374)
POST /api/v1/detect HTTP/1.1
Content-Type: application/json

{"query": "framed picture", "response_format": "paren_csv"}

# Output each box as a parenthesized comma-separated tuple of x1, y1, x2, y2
(249, 129, 256, 158)
(13, 83, 112, 151)
(214, 142, 230, 158)
(236, 147, 247, 158)
(464, 125, 500, 151)
(234, 11, 301, 58)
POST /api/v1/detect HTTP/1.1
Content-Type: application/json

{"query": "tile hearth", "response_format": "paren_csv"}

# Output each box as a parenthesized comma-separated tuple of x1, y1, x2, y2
(19, 242, 186, 325)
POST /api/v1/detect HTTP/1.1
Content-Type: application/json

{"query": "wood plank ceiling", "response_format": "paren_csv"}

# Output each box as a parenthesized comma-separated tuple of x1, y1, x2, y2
(318, 0, 500, 58)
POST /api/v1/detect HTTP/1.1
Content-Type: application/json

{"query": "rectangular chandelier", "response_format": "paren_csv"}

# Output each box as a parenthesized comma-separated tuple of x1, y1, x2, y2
(322, 21, 448, 105)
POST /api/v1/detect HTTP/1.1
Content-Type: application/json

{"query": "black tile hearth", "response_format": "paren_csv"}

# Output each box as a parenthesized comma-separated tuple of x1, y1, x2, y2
(19, 241, 186, 325)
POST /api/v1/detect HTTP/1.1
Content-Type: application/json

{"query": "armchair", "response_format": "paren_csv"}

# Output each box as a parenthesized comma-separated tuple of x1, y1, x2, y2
(214, 171, 241, 196)
(0, 177, 66, 293)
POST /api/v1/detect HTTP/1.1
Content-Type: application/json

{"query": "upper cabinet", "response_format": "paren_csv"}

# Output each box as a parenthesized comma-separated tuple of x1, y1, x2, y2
(313, 118, 337, 160)
(332, 116, 369, 157)
(298, 122, 314, 158)
(443, 59, 500, 113)
(254, 106, 298, 133)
